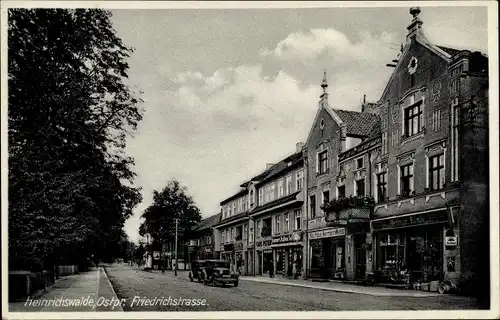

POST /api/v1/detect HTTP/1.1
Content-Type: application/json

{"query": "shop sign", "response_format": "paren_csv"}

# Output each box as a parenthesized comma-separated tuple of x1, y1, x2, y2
(309, 228, 345, 240)
(372, 210, 448, 231)
(256, 240, 272, 248)
(204, 247, 212, 253)
(234, 243, 243, 251)
(272, 232, 302, 244)
(445, 236, 458, 247)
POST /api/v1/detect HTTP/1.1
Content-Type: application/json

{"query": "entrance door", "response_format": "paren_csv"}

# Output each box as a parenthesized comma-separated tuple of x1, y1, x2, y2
(354, 234, 366, 279)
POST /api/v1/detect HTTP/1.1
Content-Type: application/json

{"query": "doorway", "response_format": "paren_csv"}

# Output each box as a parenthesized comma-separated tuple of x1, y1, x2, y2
(354, 234, 366, 280)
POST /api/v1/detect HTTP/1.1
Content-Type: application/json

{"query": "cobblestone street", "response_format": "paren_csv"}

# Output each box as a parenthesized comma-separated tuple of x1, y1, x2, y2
(105, 264, 485, 311)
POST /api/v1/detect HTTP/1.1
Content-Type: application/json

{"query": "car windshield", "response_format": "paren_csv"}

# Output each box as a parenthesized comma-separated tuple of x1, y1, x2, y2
(210, 262, 229, 268)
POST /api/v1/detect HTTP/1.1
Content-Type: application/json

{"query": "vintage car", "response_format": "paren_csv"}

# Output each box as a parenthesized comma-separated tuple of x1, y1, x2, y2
(189, 259, 239, 287)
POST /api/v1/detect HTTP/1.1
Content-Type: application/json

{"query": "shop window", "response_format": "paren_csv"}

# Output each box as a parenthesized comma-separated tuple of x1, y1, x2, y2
(378, 234, 405, 271)
(429, 153, 445, 191)
(377, 172, 387, 203)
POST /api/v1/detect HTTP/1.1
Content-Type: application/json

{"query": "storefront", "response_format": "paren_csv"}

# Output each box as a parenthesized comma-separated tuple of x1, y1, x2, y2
(234, 243, 244, 273)
(371, 209, 449, 283)
(308, 227, 346, 279)
(271, 232, 303, 277)
(256, 239, 272, 275)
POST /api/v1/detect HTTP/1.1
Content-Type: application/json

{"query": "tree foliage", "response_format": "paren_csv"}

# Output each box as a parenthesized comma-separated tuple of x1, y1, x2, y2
(8, 8, 143, 271)
(140, 180, 202, 250)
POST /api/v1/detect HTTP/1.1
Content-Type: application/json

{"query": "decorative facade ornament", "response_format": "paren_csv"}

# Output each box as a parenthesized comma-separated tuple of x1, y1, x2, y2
(433, 81, 442, 102)
(397, 151, 415, 164)
(392, 105, 399, 124)
(408, 56, 418, 75)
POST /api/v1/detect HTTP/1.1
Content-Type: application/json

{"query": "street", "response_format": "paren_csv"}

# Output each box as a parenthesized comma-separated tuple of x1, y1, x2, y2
(105, 264, 485, 311)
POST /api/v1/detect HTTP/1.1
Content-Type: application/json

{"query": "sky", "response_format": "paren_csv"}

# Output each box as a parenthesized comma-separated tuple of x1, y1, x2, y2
(109, 4, 489, 243)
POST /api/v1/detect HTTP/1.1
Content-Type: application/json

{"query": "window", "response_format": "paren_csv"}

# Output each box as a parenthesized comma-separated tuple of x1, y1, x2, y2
(226, 229, 230, 243)
(337, 185, 346, 198)
(451, 99, 460, 181)
(250, 190, 255, 207)
(265, 185, 270, 203)
(228, 204, 232, 216)
(404, 102, 423, 137)
(400, 163, 414, 195)
(231, 228, 236, 242)
(257, 220, 262, 238)
(309, 195, 316, 218)
(258, 188, 264, 205)
(429, 154, 445, 191)
(206, 236, 212, 244)
(355, 179, 365, 197)
(233, 201, 237, 215)
(242, 197, 247, 212)
(296, 170, 304, 191)
(322, 189, 330, 205)
(243, 225, 248, 240)
(278, 178, 285, 197)
(382, 132, 388, 154)
(356, 157, 364, 169)
(294, 210, 302, 230)
(221, 231, 225, 244)
(249, 227, 254, 243)
(270, 184, 276, 201)
(432, 110, 442, 131)
(286, 174, 293, 195)
(274, 215, 280, 234)
(377, 172, 388, 203)
(284, 212, 289, 232)
(318, 150, 328, 174)
(450, 78, 460, 94)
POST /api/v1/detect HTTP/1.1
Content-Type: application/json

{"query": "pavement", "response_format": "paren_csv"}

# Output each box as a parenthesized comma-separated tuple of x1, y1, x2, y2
(239, 275, 441, 297)
(104, 263, 484, 311)
(8, 267, 124, 312)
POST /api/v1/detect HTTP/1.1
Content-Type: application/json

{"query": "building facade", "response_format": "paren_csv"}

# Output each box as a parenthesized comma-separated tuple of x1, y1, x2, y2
(211, 7, 489, 295)
(214, 143, 306, 277)
(187, 213, 221, 262)
(302, 7, 489, 294)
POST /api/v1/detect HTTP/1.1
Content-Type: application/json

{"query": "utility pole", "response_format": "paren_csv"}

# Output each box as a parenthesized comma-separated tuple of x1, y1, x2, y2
(175, 217, 179, 276)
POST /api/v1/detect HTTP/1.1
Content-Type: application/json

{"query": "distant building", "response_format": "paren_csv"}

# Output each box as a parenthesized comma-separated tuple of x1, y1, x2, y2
(187, 213, 221, 262)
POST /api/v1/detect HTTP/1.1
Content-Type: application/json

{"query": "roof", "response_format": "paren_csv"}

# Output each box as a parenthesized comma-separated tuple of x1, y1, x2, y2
(251, 190, 302, 215)
(250, 150, 303, 183)
(436, 45, 462, 57)
(220, 188, 249, 205)
(213, 211, 249, 228)
(333, 109, 380, 137)
(192, 213, 221, 232)
(367, 117, 381, 139)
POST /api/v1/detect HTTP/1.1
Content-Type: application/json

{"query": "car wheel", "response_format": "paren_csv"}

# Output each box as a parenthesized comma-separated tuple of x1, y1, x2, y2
(234, 281, 239, 287)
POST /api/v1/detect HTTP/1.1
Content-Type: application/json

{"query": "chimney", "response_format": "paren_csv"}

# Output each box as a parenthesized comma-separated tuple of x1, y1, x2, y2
(296, 142, 305, 153)
(319, 70, 328, 108)
(266, 163, 274, 170)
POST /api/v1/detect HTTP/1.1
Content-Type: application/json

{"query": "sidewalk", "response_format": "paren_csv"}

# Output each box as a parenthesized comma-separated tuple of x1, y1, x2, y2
(239, 275, 441, 297)
(9, 267, 124, 312)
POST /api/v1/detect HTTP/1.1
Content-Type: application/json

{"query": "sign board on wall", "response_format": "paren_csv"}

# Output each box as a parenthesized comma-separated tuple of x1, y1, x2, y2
(309, 228, 345, 240)
(272, 232, 302, 244)
(445, 236, 458, 247)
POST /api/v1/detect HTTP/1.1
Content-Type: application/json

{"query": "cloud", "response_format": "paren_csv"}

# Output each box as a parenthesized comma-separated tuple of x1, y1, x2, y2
(261, 28, 397, 63)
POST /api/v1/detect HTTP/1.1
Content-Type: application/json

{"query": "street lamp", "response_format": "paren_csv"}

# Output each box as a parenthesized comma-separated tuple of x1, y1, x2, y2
(174, 217, 179, 276)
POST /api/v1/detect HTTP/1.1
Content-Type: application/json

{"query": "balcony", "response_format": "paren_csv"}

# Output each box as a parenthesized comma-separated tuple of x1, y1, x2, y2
(321, 196, 374, 231)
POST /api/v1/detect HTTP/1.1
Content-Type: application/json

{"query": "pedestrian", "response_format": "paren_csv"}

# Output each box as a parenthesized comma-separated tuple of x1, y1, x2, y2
(292, 261, 297, 279)
(269, 260, 274, 278)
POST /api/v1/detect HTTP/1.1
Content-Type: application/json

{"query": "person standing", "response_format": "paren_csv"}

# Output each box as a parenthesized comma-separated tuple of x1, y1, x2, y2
(269, 259, 275, 278)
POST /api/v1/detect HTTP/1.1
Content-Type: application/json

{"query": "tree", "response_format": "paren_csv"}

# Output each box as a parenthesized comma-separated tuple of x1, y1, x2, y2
(140, 180, 202, 253)
(8, 9, 143, 271)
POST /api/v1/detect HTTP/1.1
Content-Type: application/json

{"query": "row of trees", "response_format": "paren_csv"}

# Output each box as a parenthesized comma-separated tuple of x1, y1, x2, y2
(8, 9, 143, 271)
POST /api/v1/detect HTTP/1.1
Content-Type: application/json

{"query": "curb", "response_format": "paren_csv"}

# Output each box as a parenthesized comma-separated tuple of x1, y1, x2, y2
(101, 267, 124, 312)
(239, 277, 440, 297)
